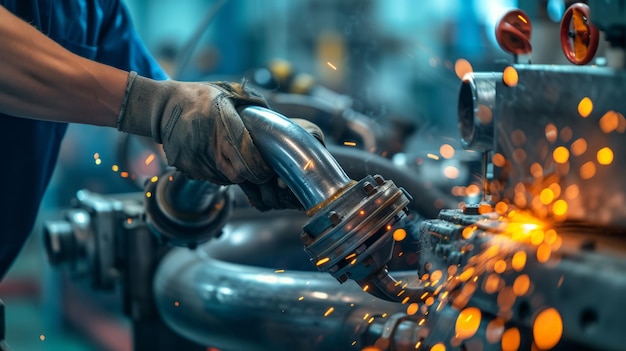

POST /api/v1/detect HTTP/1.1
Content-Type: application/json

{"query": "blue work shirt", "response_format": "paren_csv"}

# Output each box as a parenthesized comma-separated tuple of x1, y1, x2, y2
(0, 0, 168, 279)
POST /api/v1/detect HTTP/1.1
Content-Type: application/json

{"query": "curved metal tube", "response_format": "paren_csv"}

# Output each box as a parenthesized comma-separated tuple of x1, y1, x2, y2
(240, 106, 352, 211)
(154, 216, 412, 351)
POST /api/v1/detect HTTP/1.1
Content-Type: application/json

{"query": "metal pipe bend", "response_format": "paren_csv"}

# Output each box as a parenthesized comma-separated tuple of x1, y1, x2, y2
(153, 215, 412, 351)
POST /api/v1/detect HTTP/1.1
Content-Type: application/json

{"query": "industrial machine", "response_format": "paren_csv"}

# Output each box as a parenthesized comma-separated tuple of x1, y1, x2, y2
(39, 1, 626, 350)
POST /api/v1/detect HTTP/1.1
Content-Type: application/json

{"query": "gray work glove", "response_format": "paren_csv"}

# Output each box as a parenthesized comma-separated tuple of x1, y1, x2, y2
(117, 72, 324, 211)
(117, 71, 272, 185)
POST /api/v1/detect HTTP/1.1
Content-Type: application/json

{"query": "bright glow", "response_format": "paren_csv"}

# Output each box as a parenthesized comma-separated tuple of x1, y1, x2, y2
(151, 176, 159, 183)
(539, 188, 555, 205)
(571, 138, 587, 156)
(513, 274, 531, 296)
(430, 342, 446, 351)
(145, 153, 155, 165)
(537, 243, 552, 263)
(511, 251, 527, 271)
(545, 124, 558, 143)
(444, 166, 460, 179)
(406, 303, 419, 315)
(552, 199, 568, 216)
(600, 111, 620, 133)
(580, 161, 597, 179)
(552, 146, 570, 163)
(393, 228, 407, 241)
(501, 327, 521, 351)
(597, 147, 614, 165)
(492, 153, 506, 167)
(311, 291, 329, 299)
(427, 153, 440, 160)
(533, 308, 563, 349)
(112, 164, 119, 172)
(455, 307, 482, 340)
(455, 59, 473, 80)
(323, 307, 335, 317)
(440, 144, 455, 159)
(503, 66, 518, 87)
(316, 257, 330, 266)
(343, 141, 357, 147)
(578, 97, 593, 118)
(326, 62, 337, 70)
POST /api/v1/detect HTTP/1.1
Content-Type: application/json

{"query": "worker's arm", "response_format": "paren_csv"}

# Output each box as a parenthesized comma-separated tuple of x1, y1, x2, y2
(0, 5, 311, 210)
(0, 5, 127, 126)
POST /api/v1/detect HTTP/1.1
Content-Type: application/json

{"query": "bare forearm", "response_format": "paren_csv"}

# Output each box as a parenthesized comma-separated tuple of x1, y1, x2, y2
(0, 5, 128, 127)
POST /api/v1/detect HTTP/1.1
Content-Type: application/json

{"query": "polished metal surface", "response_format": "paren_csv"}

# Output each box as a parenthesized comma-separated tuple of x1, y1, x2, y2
(154, 212, 412, 351)
(458, 72, 501, 151)
(240, 106, 353, 211)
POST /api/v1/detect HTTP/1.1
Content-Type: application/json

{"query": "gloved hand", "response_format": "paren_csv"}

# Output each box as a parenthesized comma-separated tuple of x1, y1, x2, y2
(116, 72, 325, 211)
(117, 71, 273, 185)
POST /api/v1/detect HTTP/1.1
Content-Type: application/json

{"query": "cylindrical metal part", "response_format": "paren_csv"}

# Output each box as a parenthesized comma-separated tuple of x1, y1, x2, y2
(240, 106, 353, 212)
(458, 72, 502, 151)
(153, 215, 412, 351)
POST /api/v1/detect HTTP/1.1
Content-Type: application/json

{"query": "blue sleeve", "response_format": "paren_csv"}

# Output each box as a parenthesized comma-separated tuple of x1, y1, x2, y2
(96, 0, 169, 80)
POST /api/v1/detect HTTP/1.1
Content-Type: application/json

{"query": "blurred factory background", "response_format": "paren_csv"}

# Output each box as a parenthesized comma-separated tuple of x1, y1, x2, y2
(0, 0, 589, 350)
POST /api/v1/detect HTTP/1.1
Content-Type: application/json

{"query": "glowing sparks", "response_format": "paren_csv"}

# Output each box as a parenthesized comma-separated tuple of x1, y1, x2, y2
(274, 269, 285, 273)
(144, 153, 156, 165)
(600, 110, 620, 133)
(439, 144, 455, 159)
(513, 274, 531, 296)
(533, 308, 563, 349)
(95, 158, 102, 165)
(571, 138, 587, 156)
(40, 335, 45, 341)
(150, 176, 159, 183)
(430, 342, 446, 351)
(145, 192, 152, 198)
(455, 59, 473, 80)
(492, 153, 506, 167)
(597, 147, 614, 165)
(316, 257, 330, 266)
(298, 296, 304, 301)
(455, 307, 481, 340)
(539, 188, 555, 205)
(552, 200, 568, 216)
(537, 243, 552, 263)
(327, 62, 337, 70)
(343, 141, 357, 147)
(393, 228, 407, 241)
(323, 307, 335, 317)
(503, 66, 519, 87)
(427, 153, 440, 160)
(578, 97, 593, 118)
(501, 327, 521, 351)
(444, 166, 460, 179)
(303, 159, 314, 170)
(120, 171, 129, 178)
(112, 164, 119, 172)
(580, 161, 596, 179)
(511, 251, 527, 272)
(407, 303, 419, 315)
(552, 146, 570, 163)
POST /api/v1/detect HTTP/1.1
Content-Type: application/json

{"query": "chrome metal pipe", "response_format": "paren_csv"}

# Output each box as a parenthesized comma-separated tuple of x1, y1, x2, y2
(153, 215, 412, 351)
(457, 72, 501, 151)
(240, 106, 352, 212)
